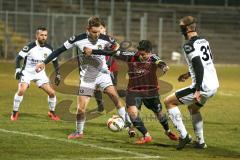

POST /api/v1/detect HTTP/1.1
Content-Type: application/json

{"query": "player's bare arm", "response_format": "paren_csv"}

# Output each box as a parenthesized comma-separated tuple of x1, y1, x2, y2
(178, 72, 191, 82)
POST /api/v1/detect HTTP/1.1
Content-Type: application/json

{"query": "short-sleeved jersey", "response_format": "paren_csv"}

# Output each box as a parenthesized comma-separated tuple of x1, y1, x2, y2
(183, 36, 219, 91)
(63, 33, 116, 78)
(118, 51, 163, 95)
(18, 40, 54, 73)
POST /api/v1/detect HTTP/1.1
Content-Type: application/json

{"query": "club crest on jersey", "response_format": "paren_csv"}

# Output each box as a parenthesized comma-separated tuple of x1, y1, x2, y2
(97, 45, 102, 50)
(69, 35, 76, 41)
(44, 53, 48, 58)
(22, 46, 29, 52)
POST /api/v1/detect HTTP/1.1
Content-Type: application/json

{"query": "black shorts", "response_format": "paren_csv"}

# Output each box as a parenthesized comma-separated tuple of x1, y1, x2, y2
(126, 91, 162, 113)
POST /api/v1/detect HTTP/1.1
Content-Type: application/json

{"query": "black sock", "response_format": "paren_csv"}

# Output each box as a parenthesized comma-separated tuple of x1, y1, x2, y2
(157, 113, 169, 131)
(130, 116, 148, 136)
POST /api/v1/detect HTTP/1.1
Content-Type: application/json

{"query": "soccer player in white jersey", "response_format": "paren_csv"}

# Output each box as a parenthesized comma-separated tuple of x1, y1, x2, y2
(35, 16, 131, 139)
(11, 27, 61, 121)
(164, 16, 219, 150)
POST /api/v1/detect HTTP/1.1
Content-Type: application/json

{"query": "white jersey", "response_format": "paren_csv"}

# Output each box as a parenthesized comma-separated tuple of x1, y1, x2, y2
(19, 40, 54, 73)
(183, 36, 219, 91)
(63, 33, 114, 78)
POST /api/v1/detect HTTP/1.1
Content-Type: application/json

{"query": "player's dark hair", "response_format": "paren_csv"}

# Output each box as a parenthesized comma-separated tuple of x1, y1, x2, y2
(137, 40, 152, 52)
(99, 17, 106, 27)
(36, 26, 47, 32)
(87, 16, 101, 29)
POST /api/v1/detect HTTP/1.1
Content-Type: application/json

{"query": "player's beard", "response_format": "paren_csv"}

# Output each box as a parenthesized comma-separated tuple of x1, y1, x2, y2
(38, 39, 46, 46)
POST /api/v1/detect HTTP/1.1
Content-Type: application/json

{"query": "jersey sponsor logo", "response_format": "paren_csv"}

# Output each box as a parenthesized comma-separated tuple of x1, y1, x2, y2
(22, 46, 29, 52)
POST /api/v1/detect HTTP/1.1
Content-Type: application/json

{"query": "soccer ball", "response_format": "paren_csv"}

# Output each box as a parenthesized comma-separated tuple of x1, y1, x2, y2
(107, 115, 125, 132)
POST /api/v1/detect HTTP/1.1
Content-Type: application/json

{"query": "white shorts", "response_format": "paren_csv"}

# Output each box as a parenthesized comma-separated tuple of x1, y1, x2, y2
(20, 70, 49, 87)
(175, 86, 217, 107)
(79, 72, 113, 96)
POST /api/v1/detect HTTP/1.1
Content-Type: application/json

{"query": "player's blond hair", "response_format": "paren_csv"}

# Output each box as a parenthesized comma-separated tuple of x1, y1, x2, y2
(180, 16, 197, 31)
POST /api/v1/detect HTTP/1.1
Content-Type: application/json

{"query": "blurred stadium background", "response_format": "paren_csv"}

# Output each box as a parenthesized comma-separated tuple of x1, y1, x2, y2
(0, 0, 239, 63)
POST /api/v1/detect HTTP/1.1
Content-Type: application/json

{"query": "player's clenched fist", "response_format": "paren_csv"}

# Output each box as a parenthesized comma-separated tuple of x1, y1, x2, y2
(35, 63, 45, 73)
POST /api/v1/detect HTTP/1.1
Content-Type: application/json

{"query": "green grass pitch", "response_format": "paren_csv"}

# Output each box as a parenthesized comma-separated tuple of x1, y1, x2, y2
(0, 61, 239, 160)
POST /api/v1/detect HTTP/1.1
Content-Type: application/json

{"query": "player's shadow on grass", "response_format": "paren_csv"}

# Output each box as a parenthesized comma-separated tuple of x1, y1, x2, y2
(191, 145, 240, 158)
(3, 113, 47, 121)
(204, 120, 240, 126)
(153, 142, 174, 148)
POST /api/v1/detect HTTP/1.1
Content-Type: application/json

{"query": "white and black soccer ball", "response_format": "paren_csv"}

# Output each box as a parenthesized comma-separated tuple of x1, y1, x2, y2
(107, 115, 125, 132)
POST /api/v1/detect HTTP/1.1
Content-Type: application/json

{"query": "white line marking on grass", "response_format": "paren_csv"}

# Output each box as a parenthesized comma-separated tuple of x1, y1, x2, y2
(0, 128, 165, 159)
(77, 157, 162, 160)
(218, 91, 233, 96)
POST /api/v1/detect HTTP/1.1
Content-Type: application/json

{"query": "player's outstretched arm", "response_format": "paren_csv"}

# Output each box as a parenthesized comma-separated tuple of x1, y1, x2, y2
(178, 72, 191, 82)
(152, 55, 169, 74)
(36, 45, 67, 73)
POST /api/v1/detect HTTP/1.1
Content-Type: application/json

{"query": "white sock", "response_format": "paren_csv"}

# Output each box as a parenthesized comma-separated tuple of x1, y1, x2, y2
(192, 112, 204, 144)
(13, 93, 23, 111)
(168, 107, 188, 138)
(125, 113, 132, 125)
(48, 96, 56, 111)
(76, 120, 85, 134)
(117, 107, 126, 122)
(144, 132, 151, 137)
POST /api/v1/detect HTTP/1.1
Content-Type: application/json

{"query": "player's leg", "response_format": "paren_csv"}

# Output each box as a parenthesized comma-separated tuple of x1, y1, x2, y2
(127, 105, 152, 144)
(94, 89, 104, 112)
(104, 85, 127, 119)
(104, 85, 133, 129)
(40, 83, 60, 121)
(126, 92, 150, 143)
(100, 73, 129, 122)
(189, 89, 217, 148)
(143, 97, 178, 141)
(68, 77, 95, 139)
(68, 95, 91, 139)
(164, 87, 194, 149)
(11, 82, 28, 121)
(188, 104, 207, 149)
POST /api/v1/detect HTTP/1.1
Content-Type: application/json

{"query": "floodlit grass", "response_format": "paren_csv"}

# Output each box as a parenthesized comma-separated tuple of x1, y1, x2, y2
(0, 61, 239, 160)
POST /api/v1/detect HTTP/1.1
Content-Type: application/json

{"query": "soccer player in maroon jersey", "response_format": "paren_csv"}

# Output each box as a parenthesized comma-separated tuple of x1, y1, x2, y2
(84, 40, 179, 144)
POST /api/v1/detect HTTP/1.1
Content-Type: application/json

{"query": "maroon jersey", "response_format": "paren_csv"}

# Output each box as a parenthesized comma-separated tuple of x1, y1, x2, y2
(118, 51, 165, 96)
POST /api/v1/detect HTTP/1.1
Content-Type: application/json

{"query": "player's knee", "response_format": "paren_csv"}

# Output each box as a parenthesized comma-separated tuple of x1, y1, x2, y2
(77, 107, 85, 114)
(188, 106, 200, 114)
(48, 91, 56, 98)
(17, 89, 26, 96)
(127, 107, 138, 119)
(163, 97, 170, 107)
